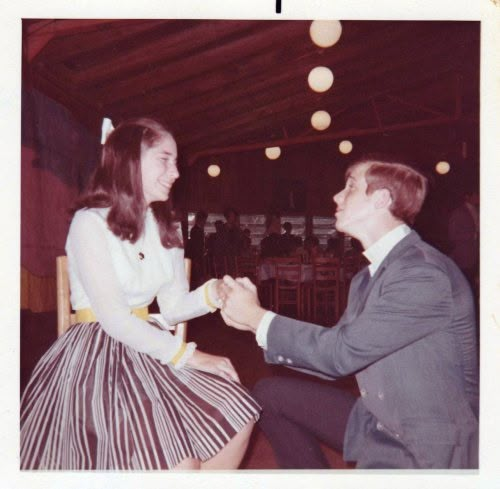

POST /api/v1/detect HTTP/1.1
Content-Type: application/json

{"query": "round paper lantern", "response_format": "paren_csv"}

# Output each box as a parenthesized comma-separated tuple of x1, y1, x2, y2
(265, 147, 281, 160)
(435, 161, 450, 175)
(308, 66, 334, 93)
(311, 110, 331, 131)
(339, 140, 353, 154)
(207, 164, 221, 177)
(309, 20, 342, 48)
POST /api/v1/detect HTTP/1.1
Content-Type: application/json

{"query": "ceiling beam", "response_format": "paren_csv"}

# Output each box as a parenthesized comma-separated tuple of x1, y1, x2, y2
(79, 21, 290, 97)
(187, 113, 474, 165)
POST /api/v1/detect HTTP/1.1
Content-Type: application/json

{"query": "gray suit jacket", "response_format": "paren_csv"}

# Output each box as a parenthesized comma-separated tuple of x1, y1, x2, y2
(264, 231, 479, 468)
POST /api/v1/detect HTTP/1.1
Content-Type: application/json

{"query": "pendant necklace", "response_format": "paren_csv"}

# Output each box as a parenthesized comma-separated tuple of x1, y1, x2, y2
(137, 231, 146, 261)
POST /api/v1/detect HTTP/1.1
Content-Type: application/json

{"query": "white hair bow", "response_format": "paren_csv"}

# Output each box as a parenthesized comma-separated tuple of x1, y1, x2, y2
(101, 117, 115, 145)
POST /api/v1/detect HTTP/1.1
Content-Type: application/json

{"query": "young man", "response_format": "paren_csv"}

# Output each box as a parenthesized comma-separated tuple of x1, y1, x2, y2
(220, 159, 479, 469)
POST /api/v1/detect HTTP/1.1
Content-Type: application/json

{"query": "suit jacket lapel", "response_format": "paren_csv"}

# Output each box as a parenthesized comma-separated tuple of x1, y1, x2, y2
(345, 231, 422, 320)
(344, 267, 372, 319)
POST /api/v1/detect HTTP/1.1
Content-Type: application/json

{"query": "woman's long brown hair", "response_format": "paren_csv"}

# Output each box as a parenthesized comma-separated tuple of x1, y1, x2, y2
(74, 117, 183, 248)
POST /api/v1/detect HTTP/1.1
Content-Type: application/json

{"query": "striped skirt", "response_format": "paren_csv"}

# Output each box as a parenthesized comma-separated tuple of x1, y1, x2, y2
(20, 322, 261, 470)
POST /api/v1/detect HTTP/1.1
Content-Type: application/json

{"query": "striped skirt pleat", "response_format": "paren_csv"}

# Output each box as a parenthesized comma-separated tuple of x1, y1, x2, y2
(20, 322, 260, 470)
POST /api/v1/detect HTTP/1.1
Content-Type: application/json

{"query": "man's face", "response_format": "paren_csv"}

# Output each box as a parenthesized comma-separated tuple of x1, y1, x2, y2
(333, 163, 377, 235)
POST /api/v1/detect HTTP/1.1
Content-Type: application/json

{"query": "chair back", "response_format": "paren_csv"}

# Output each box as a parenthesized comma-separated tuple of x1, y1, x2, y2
(271, 256, 303, 317)
(56, 256, 192, 341)
(273, 256, 302, 284)
(311, 256, 341, 322)
(56, 256, 75, 337)
(235, 255, 258, 283)
(209, 255, 237, 278)
(313, 256, 341, 285)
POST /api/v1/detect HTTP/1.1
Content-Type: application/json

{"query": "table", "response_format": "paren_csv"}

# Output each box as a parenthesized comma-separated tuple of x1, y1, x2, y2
(257, 262, 314, 282)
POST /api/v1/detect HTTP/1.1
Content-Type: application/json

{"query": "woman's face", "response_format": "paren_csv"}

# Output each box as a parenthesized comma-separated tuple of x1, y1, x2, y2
(141, 133, 179, 205)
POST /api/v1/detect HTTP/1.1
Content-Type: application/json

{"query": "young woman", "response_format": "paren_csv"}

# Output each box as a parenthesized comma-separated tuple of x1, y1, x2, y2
(20, 117, 260, 470)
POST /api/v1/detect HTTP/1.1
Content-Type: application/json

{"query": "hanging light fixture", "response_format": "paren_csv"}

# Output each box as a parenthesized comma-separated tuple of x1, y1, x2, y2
(265, 147, 281, 160)
(207, 164, 221, 177)
(309, 20, 342, 48)
(339, 140, 353, 154)
(435, 161, 451, 175)
(308, 66, 334, 93)
(311, 110, 331, 131)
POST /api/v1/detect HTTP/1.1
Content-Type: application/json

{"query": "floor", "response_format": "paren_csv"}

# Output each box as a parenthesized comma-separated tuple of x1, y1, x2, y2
(20, 307, 358, 470)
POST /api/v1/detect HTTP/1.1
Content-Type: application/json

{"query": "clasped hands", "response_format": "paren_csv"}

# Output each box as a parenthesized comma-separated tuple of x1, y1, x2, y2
(187, 275, 264, 382)
(214, 276, 266, 334)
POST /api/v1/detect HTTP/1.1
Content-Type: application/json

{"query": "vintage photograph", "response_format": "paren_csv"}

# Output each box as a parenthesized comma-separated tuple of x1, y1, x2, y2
(4, 2, 499, 488)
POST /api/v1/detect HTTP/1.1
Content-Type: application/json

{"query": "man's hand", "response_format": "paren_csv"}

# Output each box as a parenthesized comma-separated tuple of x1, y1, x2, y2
(219, 276, 267, 333)
(220, 309, 254, 332)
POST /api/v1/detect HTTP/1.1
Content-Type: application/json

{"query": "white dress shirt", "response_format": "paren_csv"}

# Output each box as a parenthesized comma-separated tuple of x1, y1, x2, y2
(256, 224, 411, 349)
(362, 223, 411, 276)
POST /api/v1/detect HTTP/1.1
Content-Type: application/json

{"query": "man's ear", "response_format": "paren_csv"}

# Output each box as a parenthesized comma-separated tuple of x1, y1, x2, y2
(373, 188, 392, 210)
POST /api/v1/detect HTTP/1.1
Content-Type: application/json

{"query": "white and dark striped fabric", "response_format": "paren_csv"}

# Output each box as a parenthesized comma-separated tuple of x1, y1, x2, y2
(20, 322, 260, 470)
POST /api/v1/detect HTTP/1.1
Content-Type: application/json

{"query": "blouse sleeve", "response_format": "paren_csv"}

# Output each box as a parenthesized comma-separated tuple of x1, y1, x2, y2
(66, 210, 184, 364)
(156, 247, 218, 325)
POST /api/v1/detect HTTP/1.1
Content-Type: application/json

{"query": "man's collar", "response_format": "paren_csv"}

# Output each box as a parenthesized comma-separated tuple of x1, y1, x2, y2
(363, 224, 412, 276)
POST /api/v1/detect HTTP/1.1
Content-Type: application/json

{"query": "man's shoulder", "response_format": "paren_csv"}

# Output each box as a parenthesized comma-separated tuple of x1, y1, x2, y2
(387, 232, 452, 274)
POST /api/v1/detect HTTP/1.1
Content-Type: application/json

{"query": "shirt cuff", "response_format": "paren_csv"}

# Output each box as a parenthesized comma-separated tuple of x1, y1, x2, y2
(203, 279, 222, 312)
(256, 310, 276, 350)
(171, 341, 197, 369)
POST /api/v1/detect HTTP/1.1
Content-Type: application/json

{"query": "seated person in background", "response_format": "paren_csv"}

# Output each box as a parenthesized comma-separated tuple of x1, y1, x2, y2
(220, 157, 478, 469)
(280, 221, 301, 256)
(325, 235, 343, 258)
(20, 117, 260, 470)
(207, 219, 227, 257)
(240, 228, 253, 256)
(260, 214, 286, 258)
(303, 234, 322, 262)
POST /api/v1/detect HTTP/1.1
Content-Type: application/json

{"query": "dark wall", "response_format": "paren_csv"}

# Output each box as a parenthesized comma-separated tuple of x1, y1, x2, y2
(176, 140, 349, 217)
(174, 121, 479, 251)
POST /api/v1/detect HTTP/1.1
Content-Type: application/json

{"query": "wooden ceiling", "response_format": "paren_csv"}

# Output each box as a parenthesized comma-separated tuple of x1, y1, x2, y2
(23, 19, 479, 165)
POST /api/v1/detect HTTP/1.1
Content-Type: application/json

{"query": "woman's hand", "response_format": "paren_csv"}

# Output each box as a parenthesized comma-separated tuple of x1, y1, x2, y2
(208, 279, 224, 308)
(185, 349, 240, 383)
(219, 276, 265, 333)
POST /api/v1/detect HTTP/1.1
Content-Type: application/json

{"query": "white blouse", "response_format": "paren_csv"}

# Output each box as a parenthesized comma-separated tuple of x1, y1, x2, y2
(66, 207, 212, 365)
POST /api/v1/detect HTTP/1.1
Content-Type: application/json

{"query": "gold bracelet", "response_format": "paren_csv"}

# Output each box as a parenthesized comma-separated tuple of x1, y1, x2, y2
(204, 280, 219, 311)
(170, 342, 187, 366)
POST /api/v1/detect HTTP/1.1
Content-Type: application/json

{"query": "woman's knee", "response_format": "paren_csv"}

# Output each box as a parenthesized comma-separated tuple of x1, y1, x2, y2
(234, 419, 255, 446)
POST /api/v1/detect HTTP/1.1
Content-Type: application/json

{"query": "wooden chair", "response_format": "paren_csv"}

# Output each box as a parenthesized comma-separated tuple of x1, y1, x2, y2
(311, 256, 341, 324)
(56, 256, 75, 337)
(209, 255, 237, 278)
(235, 255, 258, 283)
(272, 256, 303, 318)
(56, 256, 192, 342)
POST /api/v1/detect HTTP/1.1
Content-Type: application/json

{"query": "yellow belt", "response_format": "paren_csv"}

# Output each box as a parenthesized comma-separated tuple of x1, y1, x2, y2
(75, 306, 149, 323)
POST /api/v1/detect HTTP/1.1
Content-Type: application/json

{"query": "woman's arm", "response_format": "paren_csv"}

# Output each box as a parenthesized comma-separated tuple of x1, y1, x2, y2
(156, 247, 222, 325)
